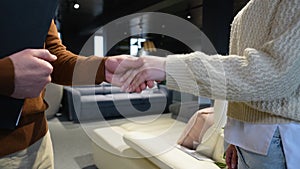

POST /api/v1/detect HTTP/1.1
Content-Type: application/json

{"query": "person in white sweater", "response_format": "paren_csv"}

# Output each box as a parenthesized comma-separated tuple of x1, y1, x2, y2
(121, 0, 300, 169)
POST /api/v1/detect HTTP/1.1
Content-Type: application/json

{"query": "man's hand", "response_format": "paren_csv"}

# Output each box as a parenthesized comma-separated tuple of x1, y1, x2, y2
(105, 55, 154, 92)
(226, 144, 238, 169)
(9, 49, 57, 99)
(105, 55, 142, 84)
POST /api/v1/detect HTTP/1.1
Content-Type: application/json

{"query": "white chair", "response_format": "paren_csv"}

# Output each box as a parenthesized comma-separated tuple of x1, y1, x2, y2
(91, 100, 227, 169)
(44, 83, 63, 119)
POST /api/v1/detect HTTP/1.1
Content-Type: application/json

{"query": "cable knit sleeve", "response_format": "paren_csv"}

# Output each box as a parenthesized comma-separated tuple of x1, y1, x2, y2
(166, 2, 300, 102)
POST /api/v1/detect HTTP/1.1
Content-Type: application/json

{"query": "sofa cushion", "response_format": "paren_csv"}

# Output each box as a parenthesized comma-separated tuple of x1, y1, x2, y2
(91, 115, 187, 169)
(93, 126, 145, 157)
(120, 117, 186, 145)
(92, 127, 160, 169)
(195, 100, 228, 163)
(120, 118, 180, 135)
(92, 115, 185, 158)
(123, 132, 220, 169)
(177, 107, 214, 150)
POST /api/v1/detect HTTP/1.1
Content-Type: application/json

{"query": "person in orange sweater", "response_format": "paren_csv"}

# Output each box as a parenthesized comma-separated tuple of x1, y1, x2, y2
(0, 20, 147, 168)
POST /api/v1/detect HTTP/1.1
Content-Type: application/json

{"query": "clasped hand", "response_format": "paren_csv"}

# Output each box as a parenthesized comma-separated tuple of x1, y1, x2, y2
(8, 50, 166, 99)
(105, 55, 167, 93)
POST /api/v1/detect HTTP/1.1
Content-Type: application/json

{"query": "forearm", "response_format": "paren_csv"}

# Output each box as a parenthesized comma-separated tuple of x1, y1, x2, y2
(166, 49, 300, 102)
(45, 20, 106, 85)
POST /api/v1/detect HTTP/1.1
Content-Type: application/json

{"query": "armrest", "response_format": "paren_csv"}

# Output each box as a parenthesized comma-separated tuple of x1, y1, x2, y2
(75, 85, 123, 95)
(123, 132, 220, 169)
(63, 86, 82, 120)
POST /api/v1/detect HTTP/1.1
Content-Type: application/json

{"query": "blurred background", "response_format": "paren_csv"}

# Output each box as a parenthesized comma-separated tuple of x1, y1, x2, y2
(55, 0, 249, 57)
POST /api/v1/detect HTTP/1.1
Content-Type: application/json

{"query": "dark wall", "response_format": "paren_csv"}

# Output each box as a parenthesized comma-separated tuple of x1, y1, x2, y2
(202, 0, 249, 55)
(202, 0, 234, 55)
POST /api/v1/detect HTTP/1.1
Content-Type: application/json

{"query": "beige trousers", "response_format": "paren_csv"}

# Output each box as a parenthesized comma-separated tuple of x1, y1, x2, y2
(0, 130, 54, 169)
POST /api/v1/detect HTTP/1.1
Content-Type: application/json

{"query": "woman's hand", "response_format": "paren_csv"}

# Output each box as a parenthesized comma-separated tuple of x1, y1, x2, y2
(226, 144, 238, 169)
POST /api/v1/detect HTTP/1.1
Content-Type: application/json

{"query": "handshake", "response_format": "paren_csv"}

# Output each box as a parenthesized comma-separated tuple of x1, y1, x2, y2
(8, 49, 167, 99)
(105, 55, 167, 93)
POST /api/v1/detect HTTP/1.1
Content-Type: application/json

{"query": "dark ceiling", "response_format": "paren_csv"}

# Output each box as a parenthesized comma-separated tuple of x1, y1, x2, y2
(56, 0, 201, 34)
(56, 0, 249, 55)
(56, 0, 203, 54)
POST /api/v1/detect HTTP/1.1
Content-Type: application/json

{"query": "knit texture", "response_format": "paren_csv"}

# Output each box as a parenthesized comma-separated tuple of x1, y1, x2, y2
(166, 0, 300, 123)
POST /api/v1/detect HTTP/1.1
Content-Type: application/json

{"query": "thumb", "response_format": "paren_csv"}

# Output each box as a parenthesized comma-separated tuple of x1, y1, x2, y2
(32, 49, 57, 62)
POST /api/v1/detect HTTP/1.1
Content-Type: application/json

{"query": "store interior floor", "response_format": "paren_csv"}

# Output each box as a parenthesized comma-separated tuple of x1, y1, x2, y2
(48, 113, 99, 169)
(47, 110, 161, 169)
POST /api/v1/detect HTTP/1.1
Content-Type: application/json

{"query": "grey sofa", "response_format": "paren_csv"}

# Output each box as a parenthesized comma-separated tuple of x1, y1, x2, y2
(62, 83, 172, 122)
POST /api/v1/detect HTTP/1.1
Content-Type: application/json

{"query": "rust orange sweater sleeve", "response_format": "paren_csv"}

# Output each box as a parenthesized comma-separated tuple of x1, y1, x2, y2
(0, 57, 15, 96)
(45, 20, 107, 85)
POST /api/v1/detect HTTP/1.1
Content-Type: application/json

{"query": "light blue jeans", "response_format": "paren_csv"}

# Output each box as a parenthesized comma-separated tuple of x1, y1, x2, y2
(236, 128, 287, 169)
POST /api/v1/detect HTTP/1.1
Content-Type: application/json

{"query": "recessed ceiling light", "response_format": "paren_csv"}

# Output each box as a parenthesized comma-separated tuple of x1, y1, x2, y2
(73, 3, 80, 9)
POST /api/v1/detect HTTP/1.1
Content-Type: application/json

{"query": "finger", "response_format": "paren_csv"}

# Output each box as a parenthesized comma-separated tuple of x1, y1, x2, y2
(139, 83, 146, 91)
(147, 81, 155, 88)
(128, 85, 142, 93)
(110, 74, 124, 87)
(28, 53, 54, 75)
(226, 151, 232, 169)
(226, 158, 232, 169)
(31, 49, 57, 62)
(129, 70, 148, 91)
(121, 67, 142, 91)
(231, 148, 238, 169)
(120, 69, 134, 83)
(134, 87, 142, 93)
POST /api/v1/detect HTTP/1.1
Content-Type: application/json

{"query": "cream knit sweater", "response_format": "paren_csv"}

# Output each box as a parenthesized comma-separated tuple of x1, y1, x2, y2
(166, 0, 300, 123)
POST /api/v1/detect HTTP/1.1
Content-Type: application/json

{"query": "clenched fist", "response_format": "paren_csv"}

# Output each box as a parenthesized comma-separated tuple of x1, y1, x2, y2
(9, 49, 57, 99)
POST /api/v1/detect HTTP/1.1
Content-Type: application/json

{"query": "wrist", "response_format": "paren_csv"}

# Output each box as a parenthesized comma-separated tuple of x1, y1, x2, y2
(157, 57, 166, 81)
(102, 57, 109, 83)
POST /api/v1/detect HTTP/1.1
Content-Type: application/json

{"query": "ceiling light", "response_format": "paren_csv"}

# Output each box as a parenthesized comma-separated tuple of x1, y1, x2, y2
(73, 0, 80, 9)
(186, 12, 192, 19)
